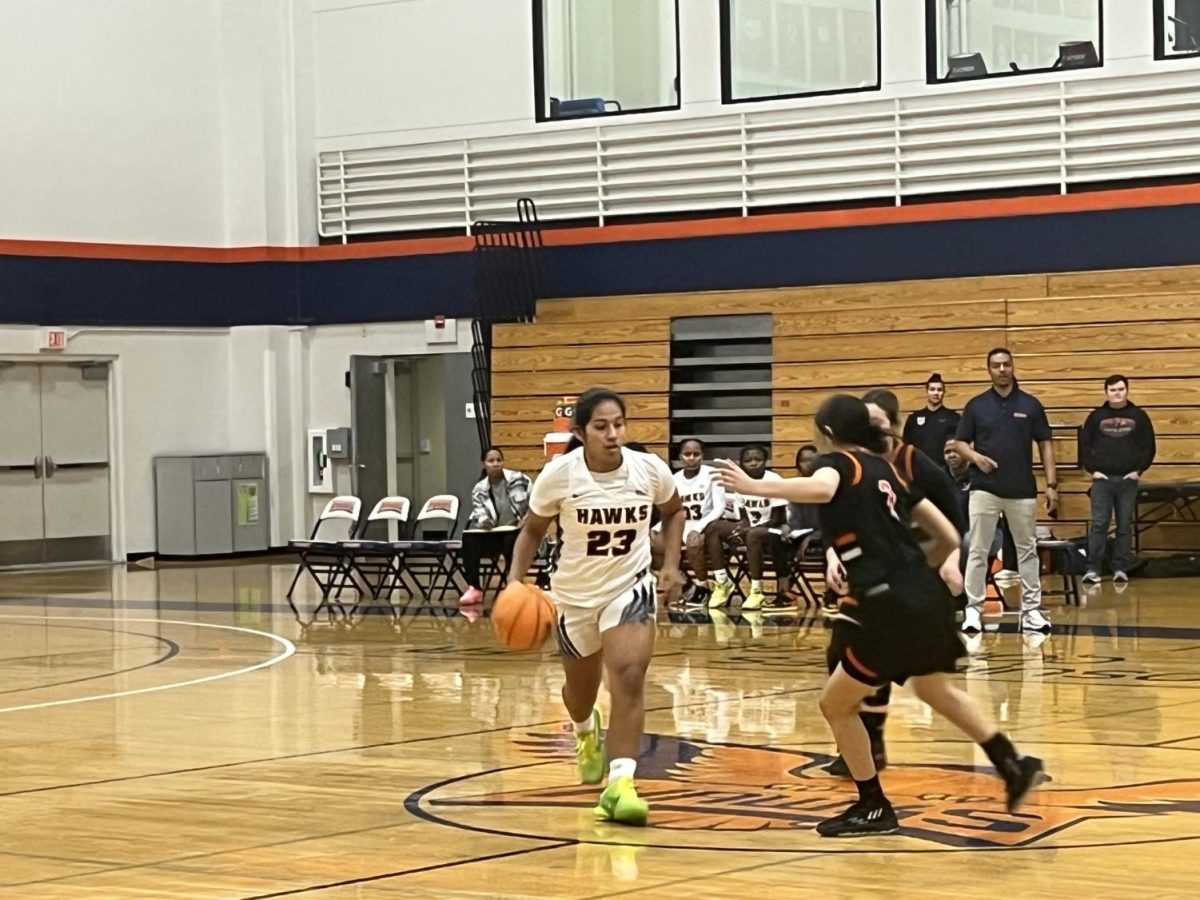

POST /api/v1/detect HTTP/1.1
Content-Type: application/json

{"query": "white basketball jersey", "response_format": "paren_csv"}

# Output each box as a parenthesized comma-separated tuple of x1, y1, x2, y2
(734, 469, 787, 527)
(674, 465, 725, 537)
(529, 447, 676, 608)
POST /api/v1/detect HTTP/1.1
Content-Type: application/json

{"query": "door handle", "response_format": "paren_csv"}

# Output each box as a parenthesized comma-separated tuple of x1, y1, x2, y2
(44, 456, 57, 479)
(34, 455, 43, 479)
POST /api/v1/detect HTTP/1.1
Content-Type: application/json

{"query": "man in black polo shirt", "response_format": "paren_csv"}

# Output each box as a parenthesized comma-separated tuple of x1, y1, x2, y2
(903, 373, 961, 468)
(951, 349, 1058, 634)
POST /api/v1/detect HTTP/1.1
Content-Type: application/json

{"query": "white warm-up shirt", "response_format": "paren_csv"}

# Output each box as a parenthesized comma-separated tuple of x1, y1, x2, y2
(674, 465, 727, 538)
(733, 469, 788, 527)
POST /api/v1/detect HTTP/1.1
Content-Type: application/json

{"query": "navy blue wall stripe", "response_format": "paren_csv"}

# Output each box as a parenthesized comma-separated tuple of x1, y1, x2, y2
(0, 253, 476, 326)
(2, 203, 1199, 327)
(541, 204, 1200, 297)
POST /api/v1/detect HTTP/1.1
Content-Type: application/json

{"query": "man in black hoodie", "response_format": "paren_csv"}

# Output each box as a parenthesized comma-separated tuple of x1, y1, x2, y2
(1079, 375, 1156, 583)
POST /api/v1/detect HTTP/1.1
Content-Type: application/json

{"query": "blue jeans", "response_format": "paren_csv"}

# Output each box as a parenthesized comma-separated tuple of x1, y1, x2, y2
(1088, 476, 1138, 574)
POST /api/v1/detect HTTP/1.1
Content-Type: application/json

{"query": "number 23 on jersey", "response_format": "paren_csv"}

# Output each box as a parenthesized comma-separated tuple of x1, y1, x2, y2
(587, 529, 636, 556)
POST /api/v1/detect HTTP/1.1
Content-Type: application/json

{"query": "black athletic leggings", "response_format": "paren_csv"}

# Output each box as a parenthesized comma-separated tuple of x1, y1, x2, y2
(461, 529, 520, 589)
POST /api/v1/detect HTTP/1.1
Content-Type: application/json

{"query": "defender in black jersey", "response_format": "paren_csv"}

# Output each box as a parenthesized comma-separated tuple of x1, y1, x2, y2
(823, 389, 971, 777)
(715, 394, 1044, 839)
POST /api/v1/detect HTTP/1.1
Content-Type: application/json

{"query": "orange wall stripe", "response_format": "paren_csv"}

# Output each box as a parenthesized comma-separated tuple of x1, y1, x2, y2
(3, 182, 1200, 264)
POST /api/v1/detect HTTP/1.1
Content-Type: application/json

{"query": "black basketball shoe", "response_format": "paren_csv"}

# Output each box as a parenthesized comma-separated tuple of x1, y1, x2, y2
(816, 797, 899, 838)
(1002, 755, 1045, 812)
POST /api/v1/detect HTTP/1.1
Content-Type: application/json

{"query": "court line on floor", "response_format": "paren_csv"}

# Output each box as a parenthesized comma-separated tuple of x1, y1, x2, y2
(1006, 693, 1200, 738)
(581, 850, 828, 900)
(0, 685, 818, 799)
(1149, 732, 1200, 747)
(238, 842, 575, 899)
(0, 623, 178, 697)
(0, 616, 295, 715)
(14, 594, 1200, 640)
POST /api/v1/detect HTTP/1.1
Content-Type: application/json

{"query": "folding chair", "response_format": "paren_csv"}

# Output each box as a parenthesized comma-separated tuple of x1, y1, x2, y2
(286, 496, 362, 620)
(395, 495, 464, 606)
(724, 542, 751, 601)
(786, 533, 826, 607)
(1038, 537, 1083, 607)
(342, 497, 412, 618)
(530, 535, 561, 591)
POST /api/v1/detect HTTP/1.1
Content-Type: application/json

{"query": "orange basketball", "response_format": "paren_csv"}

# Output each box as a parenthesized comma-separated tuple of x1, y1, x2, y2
(492, 582, 556, 651)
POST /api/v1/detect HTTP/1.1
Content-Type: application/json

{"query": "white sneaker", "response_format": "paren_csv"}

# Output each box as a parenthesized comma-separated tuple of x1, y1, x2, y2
(1113, 571, 1129, 584)
(1021, 609, 1052, 633)
(961, 608, 982, 633)
(1022, 632, 1049, 652)
(1082, 571, 1102, 585)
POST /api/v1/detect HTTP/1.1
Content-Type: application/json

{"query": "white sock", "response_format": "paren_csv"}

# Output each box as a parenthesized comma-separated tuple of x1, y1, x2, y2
(609, 757, 636, 783)
(751, 579, 763, 592)
(573, 714, 595, 735)
(714, 570, 729, 584)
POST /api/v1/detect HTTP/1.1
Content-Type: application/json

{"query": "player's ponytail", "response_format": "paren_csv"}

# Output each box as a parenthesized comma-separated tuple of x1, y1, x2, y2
(815, 394, 890, 455)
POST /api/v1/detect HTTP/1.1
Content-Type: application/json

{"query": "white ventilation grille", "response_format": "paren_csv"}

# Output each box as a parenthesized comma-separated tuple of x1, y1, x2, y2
(317, 70, 1200, 240)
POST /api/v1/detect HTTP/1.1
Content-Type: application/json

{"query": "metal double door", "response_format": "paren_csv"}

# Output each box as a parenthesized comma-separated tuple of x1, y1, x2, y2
(0, 362, 111, 566)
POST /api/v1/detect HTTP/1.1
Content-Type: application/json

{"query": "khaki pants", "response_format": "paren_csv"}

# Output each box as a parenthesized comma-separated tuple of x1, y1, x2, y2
(965, 491, 1042, 614)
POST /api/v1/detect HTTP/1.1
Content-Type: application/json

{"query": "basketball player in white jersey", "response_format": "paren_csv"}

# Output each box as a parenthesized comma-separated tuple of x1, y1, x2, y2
(507, 388, 685, 826)
(705, 444, 788, 609)
(652, 438, 727, 606)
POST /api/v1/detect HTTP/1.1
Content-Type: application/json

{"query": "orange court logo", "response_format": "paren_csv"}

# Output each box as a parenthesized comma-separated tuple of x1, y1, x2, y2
(410, 731, 1200, 852)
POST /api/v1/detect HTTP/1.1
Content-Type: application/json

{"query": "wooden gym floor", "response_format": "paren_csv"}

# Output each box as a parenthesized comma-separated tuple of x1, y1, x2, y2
(2, 563, 1200, 898)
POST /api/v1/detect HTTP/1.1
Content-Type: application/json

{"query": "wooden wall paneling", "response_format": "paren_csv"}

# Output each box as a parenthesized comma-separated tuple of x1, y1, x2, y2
(1007, 321, 1200, 355)
(1007, 293, 1200, 327)
(491, 394, 671, 422)
(1016, 349, 1200, 382)
(775, 383, 993, 416)
(492, 264, 1198, 528)
(774, 328, 1007, 363)
(491, 342, 668, 373)
(493, 320, 670, 348)
(1046, 266, 1200, 297)
(492, 368, 669, 397)
(774, 356, 985, 391)
(775, 299, 1007, 337)
(1021, 379, 1200, 410)
(536, 274, 1045, 323)
(774, 416, 817, 443)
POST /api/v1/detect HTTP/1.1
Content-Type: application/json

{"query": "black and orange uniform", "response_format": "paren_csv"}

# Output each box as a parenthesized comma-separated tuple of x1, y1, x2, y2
(890, 442, 968, 536)
(816, 450, 963, 687)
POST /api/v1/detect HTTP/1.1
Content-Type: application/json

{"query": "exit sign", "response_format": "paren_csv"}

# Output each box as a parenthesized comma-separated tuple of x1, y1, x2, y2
(42, 328, 67, 351)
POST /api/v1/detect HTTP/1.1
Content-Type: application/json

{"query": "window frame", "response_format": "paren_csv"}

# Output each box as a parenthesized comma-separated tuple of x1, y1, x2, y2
(1154, 0, 1200, 60)
(924, 0, 1105, 85)
(532, 0, 683, 123)
(718, 0, 883, 105)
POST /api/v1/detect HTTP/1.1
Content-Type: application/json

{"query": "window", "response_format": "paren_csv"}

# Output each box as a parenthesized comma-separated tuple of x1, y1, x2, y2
(721, 0, 881, 103)
(533, 0, 680, 121)
(927, 0, 1103, 83)
(1156, 1, 1200, 59)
